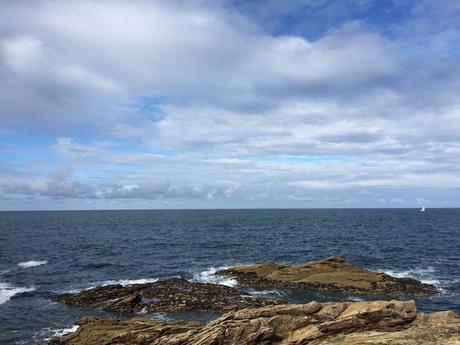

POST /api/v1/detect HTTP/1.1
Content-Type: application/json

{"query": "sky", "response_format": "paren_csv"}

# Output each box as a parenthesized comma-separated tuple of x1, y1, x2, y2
(1, 0, 460, 210)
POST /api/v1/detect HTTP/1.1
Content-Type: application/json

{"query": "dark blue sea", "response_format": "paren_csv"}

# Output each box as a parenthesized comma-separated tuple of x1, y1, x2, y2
(1, 209, 459, 344)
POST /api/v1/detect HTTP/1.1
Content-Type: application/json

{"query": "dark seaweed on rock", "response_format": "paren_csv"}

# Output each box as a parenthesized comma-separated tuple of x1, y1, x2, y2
(52, 277, 282, 313)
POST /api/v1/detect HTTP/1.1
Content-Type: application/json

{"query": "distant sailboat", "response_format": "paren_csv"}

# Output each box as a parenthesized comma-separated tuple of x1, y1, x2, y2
(420, 206, 426, 212)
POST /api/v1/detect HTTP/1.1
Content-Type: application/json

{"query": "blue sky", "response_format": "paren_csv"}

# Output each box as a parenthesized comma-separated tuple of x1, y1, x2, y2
(1, 0, 460, 210)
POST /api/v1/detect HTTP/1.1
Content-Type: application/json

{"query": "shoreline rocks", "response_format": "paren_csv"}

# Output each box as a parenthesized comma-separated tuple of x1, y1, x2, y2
(49, 300, 460, 345)
(216, 256, 438, 296)
(48, 257, 457, 344)
(52, 277, 281, 313)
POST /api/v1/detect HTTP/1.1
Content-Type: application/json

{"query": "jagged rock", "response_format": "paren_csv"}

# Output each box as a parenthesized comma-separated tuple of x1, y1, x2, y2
(52, 277, 281, 313)
(217, 256, 438, 296)
(48, 300, 460, 345)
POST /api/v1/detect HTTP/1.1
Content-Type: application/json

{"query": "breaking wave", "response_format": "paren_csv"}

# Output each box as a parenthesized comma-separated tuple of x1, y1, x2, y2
(58, 277, 162, 294)
(98, 277, 159, 287)
(379, 267, 441, 286)
(29, 325, 80, 343)
(49, 325, 79, 338)
(18, 260, 48, 269)
(0, 281, 35, 305)
(192, 266, 238, 287)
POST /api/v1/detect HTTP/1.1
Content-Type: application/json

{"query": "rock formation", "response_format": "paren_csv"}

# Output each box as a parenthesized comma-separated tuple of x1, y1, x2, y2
(49, 300, 460, 345)
(52, 277, 281, 313)
(217, 256, 437, 296)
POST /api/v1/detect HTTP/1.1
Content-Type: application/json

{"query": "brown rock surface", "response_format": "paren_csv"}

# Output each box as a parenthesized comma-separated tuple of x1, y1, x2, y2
(48, 300, 460, 345)
(52, 277, 281, 313)
(217, 256, 438, 296)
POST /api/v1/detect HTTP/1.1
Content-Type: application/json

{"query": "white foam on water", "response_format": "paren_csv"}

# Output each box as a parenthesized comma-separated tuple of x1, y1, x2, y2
(379, 267, 441, 286)
(51, 325, 79, 338)
(347, 296, 364, 302)
(192, 266, 238, 287)
(98, 277, 159, 287)
(59, 277, 161, 293)
(247, 289, 285, 299)
(18, 260, 48, 268)
(150, 312, 172, 321)
(39, 325, 80, 341)
(0, 281, 36, 305)
(101, 277, 159, 286)
(137, 307, 148, 314)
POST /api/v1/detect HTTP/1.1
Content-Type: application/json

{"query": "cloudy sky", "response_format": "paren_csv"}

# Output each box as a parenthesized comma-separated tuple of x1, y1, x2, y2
(1, 0, 460, 210)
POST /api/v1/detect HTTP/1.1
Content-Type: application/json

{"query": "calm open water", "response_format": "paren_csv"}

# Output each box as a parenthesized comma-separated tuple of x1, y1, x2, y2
(0, 209, 459, 344)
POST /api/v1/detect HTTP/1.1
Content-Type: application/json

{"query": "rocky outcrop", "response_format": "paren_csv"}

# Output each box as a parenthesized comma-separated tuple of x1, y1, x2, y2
(49, 300, 460, 345)
(217, 256, 438, 296)
(52, 277, 281, 313)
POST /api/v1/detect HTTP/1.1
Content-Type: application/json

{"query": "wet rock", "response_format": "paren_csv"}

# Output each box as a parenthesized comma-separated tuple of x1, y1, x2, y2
(217, 256, 438, 296)
(52, 277, 281, 313)
(49, 300, 460, 345)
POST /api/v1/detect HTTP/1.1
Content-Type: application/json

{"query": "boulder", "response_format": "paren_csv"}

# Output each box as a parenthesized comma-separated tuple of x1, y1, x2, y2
(217, 256, 438, 296)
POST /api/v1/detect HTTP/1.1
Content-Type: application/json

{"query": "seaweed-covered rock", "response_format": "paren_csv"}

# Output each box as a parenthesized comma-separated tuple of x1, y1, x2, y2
(52, 277, 281, 313)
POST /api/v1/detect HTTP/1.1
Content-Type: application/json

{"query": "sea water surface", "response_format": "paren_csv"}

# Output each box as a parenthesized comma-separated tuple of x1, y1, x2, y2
(0, 209, 459, 344)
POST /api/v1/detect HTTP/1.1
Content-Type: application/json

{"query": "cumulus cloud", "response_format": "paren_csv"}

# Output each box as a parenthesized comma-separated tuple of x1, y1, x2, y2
(0, 0, 460, 208)
(0, 169, 233, 202)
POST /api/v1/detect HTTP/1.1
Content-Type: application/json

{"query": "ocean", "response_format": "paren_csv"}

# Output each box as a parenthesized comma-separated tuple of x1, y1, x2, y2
(0, 209, 459, 344)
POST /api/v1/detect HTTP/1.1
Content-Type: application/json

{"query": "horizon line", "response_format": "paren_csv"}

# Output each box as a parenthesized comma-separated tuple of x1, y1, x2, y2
(0, 206, 457, 212)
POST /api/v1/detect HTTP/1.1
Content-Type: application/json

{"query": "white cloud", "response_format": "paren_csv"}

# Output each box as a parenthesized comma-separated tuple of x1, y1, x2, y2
(0, 0, 460, 208)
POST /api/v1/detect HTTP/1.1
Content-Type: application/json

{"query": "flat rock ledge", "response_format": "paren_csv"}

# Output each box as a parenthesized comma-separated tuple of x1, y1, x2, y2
(217, 256, 438, 296)
(52, 277, 281, 313)
(49, 300, 460, 345)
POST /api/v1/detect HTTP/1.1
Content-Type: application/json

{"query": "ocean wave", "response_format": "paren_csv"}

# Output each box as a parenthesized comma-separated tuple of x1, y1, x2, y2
(192, 266, 238, 287)
(50, 325, 79, 338)
(18, 260, 48, 268)
(379, 267, 441, 286)
(0, 281, 36, 305)
(31, 325, 80, 342)
(57, 277, 161, 294)
(98, 277, 159, 287)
